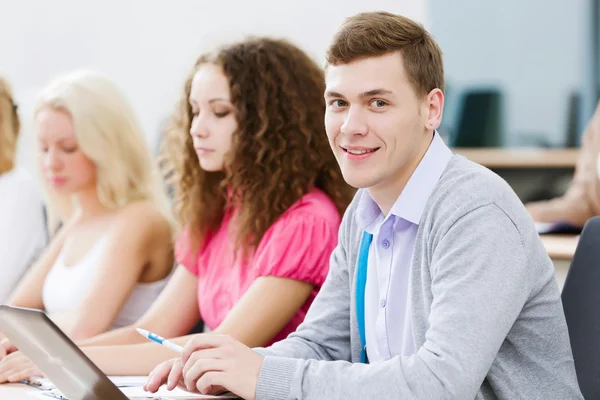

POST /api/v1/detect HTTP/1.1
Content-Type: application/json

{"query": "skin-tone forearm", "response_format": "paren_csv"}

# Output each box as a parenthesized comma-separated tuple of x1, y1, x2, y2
(83, 277, 313, 376)
(85, 321, 277, 376)
(77, 326, 146, 348)
(83, 335, 197, 376)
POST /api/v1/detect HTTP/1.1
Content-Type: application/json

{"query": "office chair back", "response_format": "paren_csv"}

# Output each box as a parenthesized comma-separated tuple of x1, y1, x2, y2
(561, 216, 600, 398)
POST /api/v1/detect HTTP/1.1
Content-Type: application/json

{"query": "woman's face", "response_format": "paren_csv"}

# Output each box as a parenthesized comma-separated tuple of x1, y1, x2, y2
(188, 64, 238, 172)
(35, 108, 97, 193)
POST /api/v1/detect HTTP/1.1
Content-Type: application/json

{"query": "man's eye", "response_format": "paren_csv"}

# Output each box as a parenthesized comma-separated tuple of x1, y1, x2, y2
(370, 99, 387, 108)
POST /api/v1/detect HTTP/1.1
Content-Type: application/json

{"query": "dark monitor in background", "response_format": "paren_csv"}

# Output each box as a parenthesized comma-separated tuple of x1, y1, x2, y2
(565, 91, 582, 148)
(450, 88, 503, 147)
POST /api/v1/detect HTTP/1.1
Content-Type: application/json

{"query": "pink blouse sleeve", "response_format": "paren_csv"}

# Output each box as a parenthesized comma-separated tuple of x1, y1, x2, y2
(252, 212, 340, 288)
(175, 228, 213, 277)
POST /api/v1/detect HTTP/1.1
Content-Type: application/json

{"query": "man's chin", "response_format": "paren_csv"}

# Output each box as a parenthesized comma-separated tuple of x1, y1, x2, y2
(341, 173, 377, 190)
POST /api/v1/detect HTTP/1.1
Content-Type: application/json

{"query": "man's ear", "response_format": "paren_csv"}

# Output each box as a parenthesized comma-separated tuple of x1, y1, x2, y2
(425, 88, 444, 131)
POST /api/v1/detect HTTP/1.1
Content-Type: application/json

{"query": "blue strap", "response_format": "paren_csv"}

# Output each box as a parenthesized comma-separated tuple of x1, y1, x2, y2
(356, 231, 373, 364)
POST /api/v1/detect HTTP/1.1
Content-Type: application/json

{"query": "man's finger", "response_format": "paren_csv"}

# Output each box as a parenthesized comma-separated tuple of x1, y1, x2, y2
(196, 371, 228, 396)
(182, 348, 223, 377)
(184, 359, 227, 392)
(167, 360, 183, 391)
(145, 372, 165, 393)
(182, 335, 231, 365)
(145, 362, 171, 393)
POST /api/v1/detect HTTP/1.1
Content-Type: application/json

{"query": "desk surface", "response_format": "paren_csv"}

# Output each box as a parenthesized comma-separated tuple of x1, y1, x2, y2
(453, 148, 579, 168)
(540, 234, 579, 260)
(0, 239, 580, 399)
(0, 383, 40, 399)
(0, 239, 579, 400)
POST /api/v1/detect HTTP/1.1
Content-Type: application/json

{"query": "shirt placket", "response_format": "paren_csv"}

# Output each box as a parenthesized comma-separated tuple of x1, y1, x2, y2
(375, 218, 394, 360)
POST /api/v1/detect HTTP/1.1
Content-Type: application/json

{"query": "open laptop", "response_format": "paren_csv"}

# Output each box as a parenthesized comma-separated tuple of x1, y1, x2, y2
(0, 305, 233, 399)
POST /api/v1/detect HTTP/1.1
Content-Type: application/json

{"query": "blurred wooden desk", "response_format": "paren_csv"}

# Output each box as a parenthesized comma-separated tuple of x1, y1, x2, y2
(540, 234, 579, 291)
(540, 234, 579, 260)
(453, 148, 579, 168)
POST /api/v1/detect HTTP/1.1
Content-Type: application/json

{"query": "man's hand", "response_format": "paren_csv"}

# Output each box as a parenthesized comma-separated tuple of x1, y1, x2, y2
(144, 357, 186, 393)
(181, 334, 264, 400)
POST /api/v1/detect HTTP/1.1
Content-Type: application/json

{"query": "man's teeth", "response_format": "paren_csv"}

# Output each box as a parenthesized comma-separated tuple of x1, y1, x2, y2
(347, 149, 376, 155)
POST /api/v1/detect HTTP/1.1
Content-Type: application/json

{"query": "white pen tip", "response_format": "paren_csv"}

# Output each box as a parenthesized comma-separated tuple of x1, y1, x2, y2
(136, 328, 149, 336)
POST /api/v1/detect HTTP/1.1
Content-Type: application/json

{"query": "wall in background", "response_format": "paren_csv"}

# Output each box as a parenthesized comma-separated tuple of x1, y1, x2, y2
(429, 0, 587, 147)
(0, 0, 425, 175)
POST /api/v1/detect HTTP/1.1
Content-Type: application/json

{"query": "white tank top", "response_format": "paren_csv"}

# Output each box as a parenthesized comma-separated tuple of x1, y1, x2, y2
(42, 235, 170, 330)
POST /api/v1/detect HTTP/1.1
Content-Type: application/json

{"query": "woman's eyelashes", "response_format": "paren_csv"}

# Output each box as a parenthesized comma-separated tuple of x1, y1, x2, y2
(189, 108, 231, 119)
(38, 144, 78, 154)
(214, 110, 231, 118)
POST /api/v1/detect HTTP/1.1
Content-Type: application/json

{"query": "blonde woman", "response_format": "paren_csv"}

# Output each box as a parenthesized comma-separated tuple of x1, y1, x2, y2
(0, 76, 47, 303)
(0, 71, 174, 382)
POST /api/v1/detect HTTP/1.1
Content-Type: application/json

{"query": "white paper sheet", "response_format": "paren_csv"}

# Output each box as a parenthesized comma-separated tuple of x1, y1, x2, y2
(109, 376, 150, 387)
(24, 375, 151, 390)
(119, 385, 237, 399)
(22, 375, 238, 398)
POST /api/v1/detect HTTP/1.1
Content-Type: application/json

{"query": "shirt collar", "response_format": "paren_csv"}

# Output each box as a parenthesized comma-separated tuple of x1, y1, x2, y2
(355, 190, 381, 231)
(355, 131, 453, 229)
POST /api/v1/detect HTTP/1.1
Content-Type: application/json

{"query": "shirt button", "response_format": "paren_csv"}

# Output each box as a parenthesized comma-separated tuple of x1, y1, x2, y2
(380, 299, 386, 308)
(382, 239, 390, 249)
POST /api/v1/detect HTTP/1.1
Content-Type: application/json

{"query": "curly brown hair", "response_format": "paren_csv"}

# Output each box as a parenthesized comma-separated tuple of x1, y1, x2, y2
(161, 37, 355, 257)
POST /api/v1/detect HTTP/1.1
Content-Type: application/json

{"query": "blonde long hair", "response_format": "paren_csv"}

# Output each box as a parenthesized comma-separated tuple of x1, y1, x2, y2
(0, 76, 20, 175)
(35, 70, 172, 232)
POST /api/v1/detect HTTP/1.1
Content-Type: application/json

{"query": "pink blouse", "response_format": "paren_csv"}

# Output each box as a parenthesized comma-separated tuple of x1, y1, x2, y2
(175, 188, 341, 345)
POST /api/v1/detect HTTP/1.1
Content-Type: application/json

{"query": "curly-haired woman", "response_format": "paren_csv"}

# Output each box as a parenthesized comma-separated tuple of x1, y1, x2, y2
(48, 37, 354, 377)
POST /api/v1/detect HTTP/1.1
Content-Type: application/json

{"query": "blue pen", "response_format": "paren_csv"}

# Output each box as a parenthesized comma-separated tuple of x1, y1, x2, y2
(136, 328, 183, 353)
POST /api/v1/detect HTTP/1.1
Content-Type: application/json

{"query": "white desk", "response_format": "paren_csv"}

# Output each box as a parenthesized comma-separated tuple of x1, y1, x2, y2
(0, 235, 581, 399)
(0, 383, 41, 399)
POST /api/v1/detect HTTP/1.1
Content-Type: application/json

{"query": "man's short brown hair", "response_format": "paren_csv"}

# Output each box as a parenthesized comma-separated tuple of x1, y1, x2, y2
(326, 11, 444, 97)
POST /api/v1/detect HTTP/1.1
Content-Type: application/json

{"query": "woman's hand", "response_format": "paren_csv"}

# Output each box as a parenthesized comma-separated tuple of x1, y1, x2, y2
(0, 351, 43, 383)
(0, 338, 18, 361)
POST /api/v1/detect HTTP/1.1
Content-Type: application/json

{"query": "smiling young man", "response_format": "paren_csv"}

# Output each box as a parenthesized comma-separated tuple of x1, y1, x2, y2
(144, 11, 583, 400)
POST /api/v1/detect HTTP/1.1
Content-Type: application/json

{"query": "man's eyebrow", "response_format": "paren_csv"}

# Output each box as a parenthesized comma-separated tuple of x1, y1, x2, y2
(324, 89, 394, 98)
(324, 91, 345, 98)
(359, 89, 393, 98)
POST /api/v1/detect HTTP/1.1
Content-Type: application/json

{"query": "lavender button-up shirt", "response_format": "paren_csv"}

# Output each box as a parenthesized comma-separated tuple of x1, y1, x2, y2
(357, 132, 453, 362)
